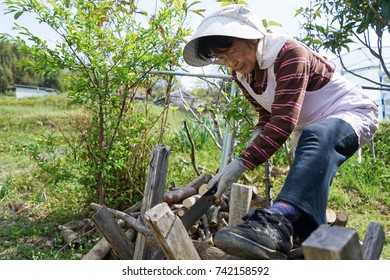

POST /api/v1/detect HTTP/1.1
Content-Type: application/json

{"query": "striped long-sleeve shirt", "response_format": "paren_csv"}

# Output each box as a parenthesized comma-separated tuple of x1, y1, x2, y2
(233, 39, 335, 170)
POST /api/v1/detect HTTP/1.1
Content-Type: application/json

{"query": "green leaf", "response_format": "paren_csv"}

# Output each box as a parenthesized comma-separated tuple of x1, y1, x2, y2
(379, 0, 390, 19)
(294, 7, 304, 17)
(169, 105, 179, 111)
(267, 20, 282, 27)
(14, 11, 23, 20)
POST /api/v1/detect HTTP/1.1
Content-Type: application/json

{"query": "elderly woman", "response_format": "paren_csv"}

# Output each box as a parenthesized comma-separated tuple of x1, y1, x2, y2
(183, 5, 378, 259)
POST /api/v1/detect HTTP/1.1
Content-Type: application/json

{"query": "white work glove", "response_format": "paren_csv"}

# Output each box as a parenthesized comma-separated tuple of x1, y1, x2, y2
(209, 158, 248, 198)
(246, 128, 262, 148)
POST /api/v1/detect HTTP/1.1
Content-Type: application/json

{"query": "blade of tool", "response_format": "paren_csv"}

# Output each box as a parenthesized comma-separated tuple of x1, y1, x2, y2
(181, 182, 218, 230)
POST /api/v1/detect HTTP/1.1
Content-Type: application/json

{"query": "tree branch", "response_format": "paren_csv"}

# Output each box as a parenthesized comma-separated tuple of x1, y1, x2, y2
(183, 120, 200, 176)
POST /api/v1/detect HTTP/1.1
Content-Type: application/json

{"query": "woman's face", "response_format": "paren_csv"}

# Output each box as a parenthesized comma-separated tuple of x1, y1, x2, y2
(212, 38, 258, 74)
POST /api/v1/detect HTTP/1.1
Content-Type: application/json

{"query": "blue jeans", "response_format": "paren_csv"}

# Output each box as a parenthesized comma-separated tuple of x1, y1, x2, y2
(275, 118, 359, 240)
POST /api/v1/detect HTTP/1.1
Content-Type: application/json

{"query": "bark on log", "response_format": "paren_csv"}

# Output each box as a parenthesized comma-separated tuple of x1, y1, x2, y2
(188, 222, 199, 236)
(206, 204, 220, 229)
(163, 173, 212, 205)
(250, 195, 268, 208)
(61, 229, 79, 244)
(82, 237, 112, 260)
(218, 196, 229, 212)
(83, 222, 135, 261)
(362, 222, 385, 260)
(123, 200, 142, 215)
(217, 217, 229, 230)
(193, 240, 244, 260)
(134, 144, 170, 260)
(197, 227, 206, 241)
(333, 212, 348, 227)
(92, 205, 134, 260)
(90, 203, 151, 236)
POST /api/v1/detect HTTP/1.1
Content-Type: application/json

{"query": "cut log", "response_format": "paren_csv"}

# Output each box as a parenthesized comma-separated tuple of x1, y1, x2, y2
(82, 228, 135, 261)
(170, 204, 184, 210)
(163, 173, 211, 205)
(326, 209, 337, 225)
(206, 204, 220, 229)
(92, 205, 134, 260)
(61, 229, 79, 244)
(197, 227, 206, 241)
(123, 200, 142, 215)
(362, 222, 385, 260)
(90, 203, 150, 236)
(174, 208, 186, 217)
(183, 194, 201, 208)
(201, 214, 213, 244)
(217, 217, 229, 230)
(228, 183, 252, 226)
(250, 195, 268, 208)
(188, 222, 199, 236)
(144, 203, 201, 260)
(333, 212, 348, 227)
(134, 144, 170, 260)
(193, 240, 244, 260)
(302, 224, 362, 260)
(82, 237, 111, 260)
(198, 183, 209, 196)
(218, 196, 229, 212)
(288, 247, 304, 260)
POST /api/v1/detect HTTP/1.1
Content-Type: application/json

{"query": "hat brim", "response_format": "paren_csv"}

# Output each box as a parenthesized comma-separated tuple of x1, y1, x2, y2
(183, 15, 265, 67)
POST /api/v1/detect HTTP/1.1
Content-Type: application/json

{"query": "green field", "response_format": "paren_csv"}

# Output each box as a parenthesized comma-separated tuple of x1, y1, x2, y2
(0, 94, 389, 260)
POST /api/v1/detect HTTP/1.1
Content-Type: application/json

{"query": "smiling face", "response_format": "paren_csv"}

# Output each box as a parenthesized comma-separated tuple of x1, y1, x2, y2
(211, 38, 258, 74)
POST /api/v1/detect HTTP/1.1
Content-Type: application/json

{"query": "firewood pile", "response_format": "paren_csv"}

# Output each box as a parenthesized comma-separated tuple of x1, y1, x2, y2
(78, 145, 384, 260)
(82, 173, 273, 260)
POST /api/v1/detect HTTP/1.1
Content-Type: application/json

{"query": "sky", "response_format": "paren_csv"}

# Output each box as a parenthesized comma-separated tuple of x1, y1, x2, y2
(0, 1, 309, 39)
(1, 0, 389, 92)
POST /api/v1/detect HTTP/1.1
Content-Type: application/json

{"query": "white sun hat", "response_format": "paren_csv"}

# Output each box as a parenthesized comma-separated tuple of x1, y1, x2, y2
(183, 4, 267, 67)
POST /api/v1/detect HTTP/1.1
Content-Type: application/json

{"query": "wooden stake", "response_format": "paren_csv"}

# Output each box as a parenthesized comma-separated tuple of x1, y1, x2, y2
(92, 205, 134, 260)
(144, 203, 201, 260)
(134, 144, 170, 260)
(302, 224, 362, 260)
(228, 183, 252, 226)
(362, 222, 385, 260)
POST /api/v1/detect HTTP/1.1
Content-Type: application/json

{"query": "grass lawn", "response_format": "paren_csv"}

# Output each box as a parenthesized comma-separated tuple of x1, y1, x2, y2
(0, 94, 389, 260)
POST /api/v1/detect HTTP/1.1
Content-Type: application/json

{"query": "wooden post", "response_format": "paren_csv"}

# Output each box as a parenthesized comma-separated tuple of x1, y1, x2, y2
(92, 205, 134, 260)
(134, 144, 170, 260)
(144, 203, 201, 260)
(228, 183, 252, 226)
(302, 224, 362, 260)
(362, 222, 385, 260)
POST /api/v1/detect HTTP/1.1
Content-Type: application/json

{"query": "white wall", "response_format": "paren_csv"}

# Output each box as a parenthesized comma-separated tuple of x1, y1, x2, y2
(15, 87, 54, 99)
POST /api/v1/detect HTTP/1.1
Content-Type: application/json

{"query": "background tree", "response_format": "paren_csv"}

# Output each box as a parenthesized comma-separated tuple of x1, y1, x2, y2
(296, 0, 390, 87)
(0, 40, 62, 93)
(3, 0, 195, 207)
